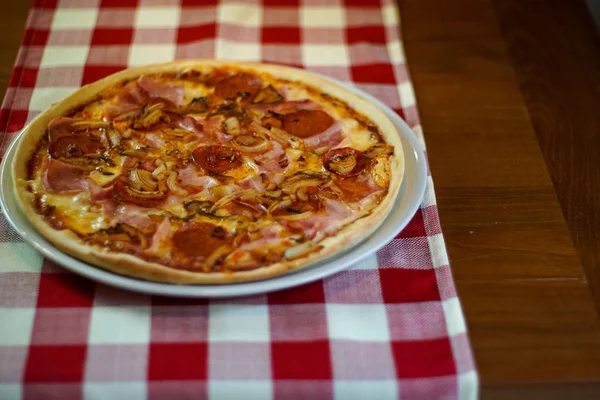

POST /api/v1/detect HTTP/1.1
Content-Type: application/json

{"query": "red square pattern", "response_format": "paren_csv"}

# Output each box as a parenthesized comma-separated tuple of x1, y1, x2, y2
(82, 65, 126, 85)
(379, 268, 441, 303)
(391, 338, 456, 378)
(32, 0, 58, 8)
(177, 24, 217, 44)
(262, 27, 300, 44)
(25, 345, 87, 382)
(148, 343, 207, 380)
(91, 28, 134, 45)
(9, 67, 38, 88)
(151, 295, 208, 306)
(271, 341, 332, 379)
(268, 280, 325, 304)
(23, 29, 50, 46)
(36, 273, 95, 308)
(351, 63, 396, 84)
(181, 0, 219, 6)
(2, 109, 29, 133)
(396, 208, 427, 239)
(347, 26, 387, 44)
(344, 0, 382, 8)
(99, 0, 139, 7)
(263, 0, 300, 6)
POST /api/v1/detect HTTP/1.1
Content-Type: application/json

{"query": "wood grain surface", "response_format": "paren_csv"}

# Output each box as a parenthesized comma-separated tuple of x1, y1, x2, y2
(399, 0, 600, 398)
(1, 0, 600, 398)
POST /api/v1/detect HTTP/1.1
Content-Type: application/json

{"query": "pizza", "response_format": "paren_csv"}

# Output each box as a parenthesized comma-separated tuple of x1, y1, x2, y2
(11, 61, 403, 284)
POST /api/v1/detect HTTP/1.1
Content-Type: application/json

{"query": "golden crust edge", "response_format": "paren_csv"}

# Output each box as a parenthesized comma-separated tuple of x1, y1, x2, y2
(11, 60, 404, 285)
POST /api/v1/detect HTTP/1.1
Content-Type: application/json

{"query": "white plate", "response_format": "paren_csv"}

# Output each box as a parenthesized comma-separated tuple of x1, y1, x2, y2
(0, 82, 427, 298)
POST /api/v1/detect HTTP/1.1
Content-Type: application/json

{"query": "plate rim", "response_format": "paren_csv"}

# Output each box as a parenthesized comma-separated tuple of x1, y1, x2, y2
(0, 79, 427, 298)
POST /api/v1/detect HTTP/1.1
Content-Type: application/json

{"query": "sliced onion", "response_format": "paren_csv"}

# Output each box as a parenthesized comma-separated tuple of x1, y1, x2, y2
(210, 189, 256, 213)
(167, 171, 189, 196)
(282, 172, 330, 195)
(224, 116, 240, 135)
(152, 163, 167, 178)
(268, 198, 292, 213)
(231, 134, 270, 153)
(137, 169, 157, 190)
(204, 244, 233, 268)
(284, 241, 320, 260)
(210, 184, 238, 198)
(107, 130, 121, 148)
(71, 120, 111, 130)
(273, 211, 312, 221)
(364, 143, 394, 158)
(267, 126, 304, 149)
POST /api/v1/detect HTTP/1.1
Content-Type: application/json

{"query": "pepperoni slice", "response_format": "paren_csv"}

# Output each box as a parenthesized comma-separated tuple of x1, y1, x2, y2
(322, 147, 370, 177)
(173, 222, 232, 258)
(280, 110, 334, 138)
(112, 177, 168, 208)
(214, 73, 262, 100)
(48, 135, 105, 159)
(192, 145, 243, 174)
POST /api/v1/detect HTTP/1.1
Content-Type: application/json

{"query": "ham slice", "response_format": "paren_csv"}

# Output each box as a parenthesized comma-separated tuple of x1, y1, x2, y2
(239, 174, 266, 191)
(177, 164, 219, 188)
(149, 218, 172, 253)
(255, 141, 285, 173)
(283, 199, 355, 240)
(87, 179, 112, 201)
(119, 214, 155, 231)
(41, 158, 89, 193)
(47, 117, 76, 142)
(178, 116, 203, 134)
(250, 100, 322, 114)
(104, 81, 148, 120)
(143, 133, 166, 149)
(303, 121, 344, 150)
(138, 75, 184, 106)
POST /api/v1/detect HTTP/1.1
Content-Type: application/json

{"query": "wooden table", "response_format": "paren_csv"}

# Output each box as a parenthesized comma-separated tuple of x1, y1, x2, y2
(2, 0, 600, 398)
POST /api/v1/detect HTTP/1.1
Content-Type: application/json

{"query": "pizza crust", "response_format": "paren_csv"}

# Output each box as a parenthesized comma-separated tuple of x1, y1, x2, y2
(12, 60, 404, 284)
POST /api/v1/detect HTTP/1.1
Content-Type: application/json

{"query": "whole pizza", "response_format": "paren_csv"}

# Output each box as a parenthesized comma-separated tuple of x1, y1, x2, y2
(11, 61, 404, 284)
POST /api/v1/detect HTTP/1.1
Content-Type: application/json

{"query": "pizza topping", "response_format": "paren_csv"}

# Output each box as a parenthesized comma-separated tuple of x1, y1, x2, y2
(231, 134, 270, 154)
(303, 121, 344, 150)
(364, 143, 394, 158)
(223, 116, 241, 135)
(105, 81, 148, 119)
(281, 110, 334, 138)
(173, 222, 233, 259)
(28, 67, 396, 277)
(48, 134, 105, 160)
(178, 115, 203, 134)
(138, 75, 184, 106)
(42, 158, 90, 193)
(192, 145, 242, 174)
(87, 178, 113, 201)
(148, 218, 172, 253)
(252, 85, 283, 104)
(214, 73, 262, 100)
(112, 176, 169, 208)
(322, 147, 370, 177)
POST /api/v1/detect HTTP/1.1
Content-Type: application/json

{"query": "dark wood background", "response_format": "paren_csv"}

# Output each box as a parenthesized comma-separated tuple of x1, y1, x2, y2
(2, 0, 600, 398)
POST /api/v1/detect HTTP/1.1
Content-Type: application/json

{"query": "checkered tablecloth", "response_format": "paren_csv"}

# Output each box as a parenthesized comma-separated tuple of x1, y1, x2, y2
(0, 0, 477, 399)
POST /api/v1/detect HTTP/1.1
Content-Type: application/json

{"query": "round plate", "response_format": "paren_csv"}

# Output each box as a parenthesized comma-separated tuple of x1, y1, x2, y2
(0, 80, 427, 298)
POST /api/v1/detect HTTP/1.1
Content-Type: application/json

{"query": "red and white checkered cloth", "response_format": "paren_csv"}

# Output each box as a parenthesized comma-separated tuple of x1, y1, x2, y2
(0, 0, 477, 399)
